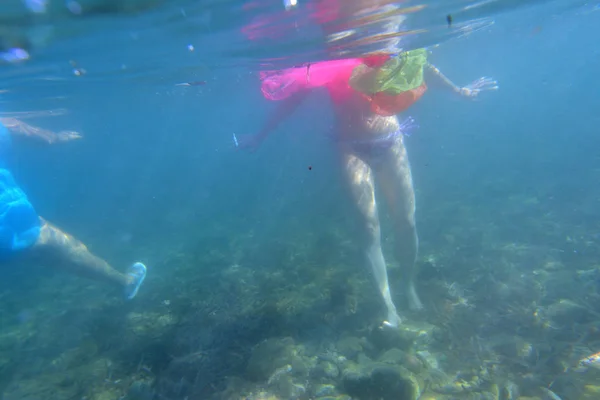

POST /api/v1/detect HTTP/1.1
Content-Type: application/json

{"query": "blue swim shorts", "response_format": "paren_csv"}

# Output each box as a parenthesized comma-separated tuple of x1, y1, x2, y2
(0, 168, 40, 257)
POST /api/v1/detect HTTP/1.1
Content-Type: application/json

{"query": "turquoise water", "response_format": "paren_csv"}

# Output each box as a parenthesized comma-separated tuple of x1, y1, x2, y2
(1, 0, 600, 399)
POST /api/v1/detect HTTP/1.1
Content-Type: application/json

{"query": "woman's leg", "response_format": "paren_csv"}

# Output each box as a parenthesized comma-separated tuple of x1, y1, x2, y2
(340, 148, 401, 327)
(375, 137, 422, 310)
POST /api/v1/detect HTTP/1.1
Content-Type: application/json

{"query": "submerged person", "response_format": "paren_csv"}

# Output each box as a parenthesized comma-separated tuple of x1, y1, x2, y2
(0, 116, 147, 299)
(240, 49, 496, 327)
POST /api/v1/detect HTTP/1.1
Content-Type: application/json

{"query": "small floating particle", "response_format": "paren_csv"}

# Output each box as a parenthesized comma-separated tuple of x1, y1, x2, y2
(69, 60, 86, 76)
(446, 14, 453, 27)
(531, 25, 542, 35)
(283, 0, 297, 11)
(175, 81, 206, 86)
(73, 68, 86, 76)
(187, 44, 194, 52)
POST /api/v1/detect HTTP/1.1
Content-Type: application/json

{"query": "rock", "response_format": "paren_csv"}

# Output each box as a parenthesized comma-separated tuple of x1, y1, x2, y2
(0, 324, 37, 352)
(501, 381, 519, 400)
(418, 394, 453, 400)
(313, 383, 337, 397)
(429, 371, 484, 396)
(487, 335, 535, 365)
(405, 355, 426, 375)
(368, 322, 437, 352)
(246, 337, 301, 382)
(582, 385, 600, 399)
(468, 393, 499, 400)
(415, 350, 441, 370)
(337, 336, 363, 360)
(218, 376, 251, 400)
(128, 378, 155, 400)
(243, 390, 281, 400)
(378, 348, 406, 365)
(401, 321, 441, 349)
(544, 299, 593, 326)
(270, 376, 306, 399)
(89, 387, 124, 400)
(368, 327, 412, 352)
(356, 353, 372, 365)
(1, 372, 82, 400)
(341, 361, 422, 400)
(489, 384, 500, 400)
(312, 360, 339, 380)
(126, 311, 178, 342)
(290, 355, 311, 378)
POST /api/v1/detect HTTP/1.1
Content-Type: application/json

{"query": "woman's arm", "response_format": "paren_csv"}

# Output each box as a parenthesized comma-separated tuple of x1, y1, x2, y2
(425, 63, 498, 98)
(239, 90, 310, 152)
(425, 63, 464, 94)
(0, 117, 82, 144)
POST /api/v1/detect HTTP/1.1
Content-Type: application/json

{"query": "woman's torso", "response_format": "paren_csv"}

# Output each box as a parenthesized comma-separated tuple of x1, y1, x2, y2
(330, 88, 400, 141)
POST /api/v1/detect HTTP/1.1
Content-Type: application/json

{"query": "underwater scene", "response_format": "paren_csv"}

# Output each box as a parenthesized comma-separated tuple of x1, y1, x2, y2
(1, 0, 600, 399)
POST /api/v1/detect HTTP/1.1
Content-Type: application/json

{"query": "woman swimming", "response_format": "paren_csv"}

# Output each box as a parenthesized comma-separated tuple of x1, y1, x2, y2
(240, 49, 496, 327)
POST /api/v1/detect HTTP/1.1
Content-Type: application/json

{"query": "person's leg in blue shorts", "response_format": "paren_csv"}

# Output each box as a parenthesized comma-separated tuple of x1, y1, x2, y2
(0, 118, 146, 300)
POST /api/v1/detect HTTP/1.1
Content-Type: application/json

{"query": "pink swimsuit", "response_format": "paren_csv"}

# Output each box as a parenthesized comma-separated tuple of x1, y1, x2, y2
(260, 58, 363, 104)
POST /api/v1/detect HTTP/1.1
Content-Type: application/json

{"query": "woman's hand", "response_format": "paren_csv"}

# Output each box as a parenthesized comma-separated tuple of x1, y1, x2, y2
(459, 77, 498, 98)
(55, 130, 83, 143)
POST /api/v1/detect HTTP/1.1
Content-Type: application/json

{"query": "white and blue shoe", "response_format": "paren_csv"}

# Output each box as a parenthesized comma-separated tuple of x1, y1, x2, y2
(124, 262, 147, 300)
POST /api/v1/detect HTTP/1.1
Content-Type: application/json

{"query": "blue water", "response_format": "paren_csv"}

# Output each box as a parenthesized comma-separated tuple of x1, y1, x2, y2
(1, 0, 600, 399)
